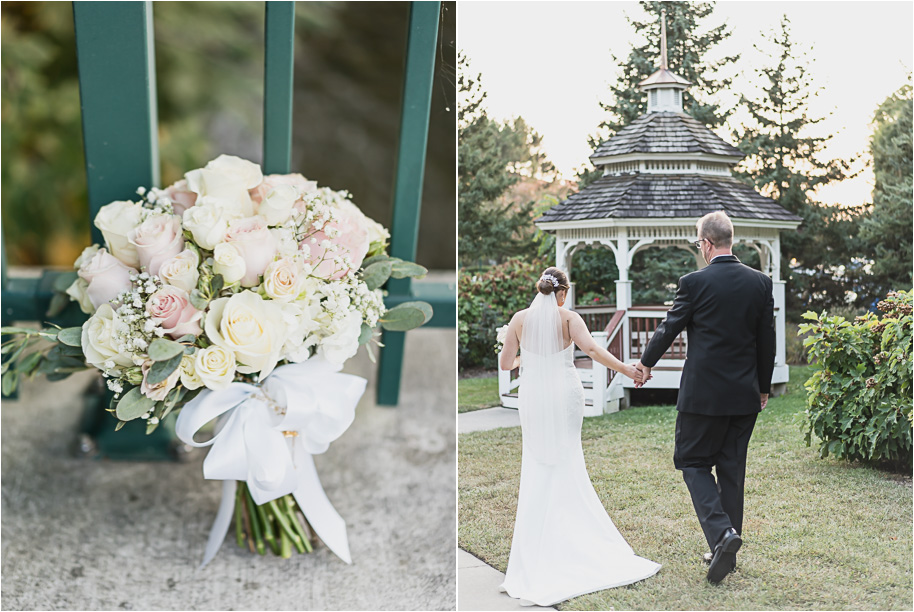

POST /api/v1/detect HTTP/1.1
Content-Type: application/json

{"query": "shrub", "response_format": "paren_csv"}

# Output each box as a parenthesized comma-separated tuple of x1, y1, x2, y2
(458, 258, 545, 369)
(799, 290, 913, 470)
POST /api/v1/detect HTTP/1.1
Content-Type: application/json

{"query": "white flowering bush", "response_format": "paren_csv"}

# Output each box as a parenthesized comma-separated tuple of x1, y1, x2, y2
(1, 155, 430, 431)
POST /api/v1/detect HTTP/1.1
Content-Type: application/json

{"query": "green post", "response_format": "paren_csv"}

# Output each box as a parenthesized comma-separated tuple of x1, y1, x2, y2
(74, 1, 160, 244)
(377, 2, 440, 406)
(263, 1, 296, 175)
(72, 1, 174, 459)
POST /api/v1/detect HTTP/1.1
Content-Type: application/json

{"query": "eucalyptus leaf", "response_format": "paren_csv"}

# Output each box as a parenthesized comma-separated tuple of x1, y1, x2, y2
(210, 274, 224, 296)
(379, 301, 433, 331)
(358, 323, 373, 346)
(0, 327, 36, 335)
(361, 254, 392, 268)
(390, 261, 428, 280)
(148, 338, 185, 361)
(1, 340, 24, 354)
(17, 351, 43, 376)
(115, 420, 126, 432)
(58, 343, 86, 358)
(46, 292, 71, 318)
(46, 371, 73, 382)
(189, 289, 209, 311)
(51, 271, 78, 293)
(146, 353, 183, 386)
(115, 387, 156, 422)
(362, 261, 393, 291)
(1, 370, 19, 396)
(176, 334, 196, 343)
(57, 327, 83, 347)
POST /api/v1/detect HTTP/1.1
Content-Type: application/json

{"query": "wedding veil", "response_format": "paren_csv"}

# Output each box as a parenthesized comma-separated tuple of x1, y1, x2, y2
(518, 292, 572, 465)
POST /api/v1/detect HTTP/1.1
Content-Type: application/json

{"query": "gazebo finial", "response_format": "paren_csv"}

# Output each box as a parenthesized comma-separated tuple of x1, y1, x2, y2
(660, 8, 668, 71)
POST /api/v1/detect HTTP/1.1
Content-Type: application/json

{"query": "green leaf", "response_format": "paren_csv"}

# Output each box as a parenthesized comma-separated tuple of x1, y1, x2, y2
(189, 289, 209, 311)
(361, 254, 392, 268)
(115, 387, 156, 421)
(390, 261, 428, 280)
(17, 351, 43, 376)
(56, 327, 83, 347)
(361, 261, 393, 291)
(147, 338, 184, 361)
(46, 292, 71, 318)
(0, 327, 36, 335)
(1, 370, 19, 396)
(358, 322, 373, 346)
(210, 273, 224, 296)
(115, 420, 126, 432)
(146, 353, 183, 386)
(175, 334, 196, 343)
(379, 301, 433, 331)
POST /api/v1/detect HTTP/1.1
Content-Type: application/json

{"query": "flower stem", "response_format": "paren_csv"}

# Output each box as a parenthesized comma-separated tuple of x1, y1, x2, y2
(242, 484, 266, 556)
(256, 501, 280, 555)
(268, 499, 305, 554)
(286, 496, 313, 553)
(234, 483, 245, 549)
(278, 522, 293, 558)
(239, 488, 256, 554)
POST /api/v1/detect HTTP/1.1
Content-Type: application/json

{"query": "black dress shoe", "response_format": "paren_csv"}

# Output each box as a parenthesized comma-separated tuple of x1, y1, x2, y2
(707, 528, 742, 584)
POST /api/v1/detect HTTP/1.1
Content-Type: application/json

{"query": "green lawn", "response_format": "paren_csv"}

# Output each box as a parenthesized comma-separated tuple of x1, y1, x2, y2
(458, 375, 502, 413)
(458, 366, 913, 610)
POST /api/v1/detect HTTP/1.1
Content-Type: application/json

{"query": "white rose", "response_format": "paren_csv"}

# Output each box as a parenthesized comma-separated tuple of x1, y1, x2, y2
(262, 257, 303, 302)
(179, 354, 204, 390)
(194, 345, 237, 390)
(281, 300, 321, 363)
(205, 292, 287, 377)
(212, 243, 247, 285)
(320, 310, 363, 365)
(496, 325, 509, 345)
(183, 202, 230, 250)
(366, 217, 390, 250)
(159, 249, 200, 293)
(185, 155, 262, 217)
(66, 278, 95, 314)
(74, 245, 100, 270)
(94, 200, 144, 267)
(81, 303, 133, 370)
(257, 184, 298, 225)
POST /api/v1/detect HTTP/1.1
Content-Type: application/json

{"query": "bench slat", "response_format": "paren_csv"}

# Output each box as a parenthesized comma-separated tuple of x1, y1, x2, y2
(263, 2, 296, 174)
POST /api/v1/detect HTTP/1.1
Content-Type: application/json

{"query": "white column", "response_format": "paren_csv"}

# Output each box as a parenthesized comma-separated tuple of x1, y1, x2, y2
(773, 280, 787, 367)
(555, 237, 566, 271)
(772, 235, 782, 282)
(615, 230, 631, 362)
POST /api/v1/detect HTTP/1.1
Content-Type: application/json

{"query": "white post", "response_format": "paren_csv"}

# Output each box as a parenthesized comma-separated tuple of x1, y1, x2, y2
(616, 230, 632, 363)
(773, 280, 787, 367)
(590, 353, 607, 417)
(555, 237, 566, 270)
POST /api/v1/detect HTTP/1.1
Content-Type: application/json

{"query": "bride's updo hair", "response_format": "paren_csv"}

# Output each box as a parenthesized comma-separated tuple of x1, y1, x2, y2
(536, 267, 570, 295)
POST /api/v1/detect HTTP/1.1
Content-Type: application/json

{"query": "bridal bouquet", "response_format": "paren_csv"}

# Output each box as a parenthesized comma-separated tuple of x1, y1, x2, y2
(1, 155, 431, 566)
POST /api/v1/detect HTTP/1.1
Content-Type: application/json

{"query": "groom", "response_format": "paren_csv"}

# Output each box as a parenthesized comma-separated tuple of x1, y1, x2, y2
(635, 211, 775, 584)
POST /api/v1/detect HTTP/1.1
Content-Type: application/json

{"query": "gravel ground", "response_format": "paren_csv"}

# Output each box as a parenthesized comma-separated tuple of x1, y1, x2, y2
(1, 325, 456, 611)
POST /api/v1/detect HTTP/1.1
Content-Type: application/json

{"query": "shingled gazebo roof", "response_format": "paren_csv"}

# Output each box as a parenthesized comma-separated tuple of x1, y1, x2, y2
(538, 174, 803, 223)
(590, 112, 744, 161)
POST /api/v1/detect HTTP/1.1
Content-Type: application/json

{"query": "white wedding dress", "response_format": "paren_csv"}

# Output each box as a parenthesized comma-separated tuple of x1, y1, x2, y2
(499, 292, 661, 606)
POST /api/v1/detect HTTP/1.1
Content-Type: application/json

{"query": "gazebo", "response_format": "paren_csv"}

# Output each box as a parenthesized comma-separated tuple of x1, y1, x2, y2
(499, 16, 801, 415)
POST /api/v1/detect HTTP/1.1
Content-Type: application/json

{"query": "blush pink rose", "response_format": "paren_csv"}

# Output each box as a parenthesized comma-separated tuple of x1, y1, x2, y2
(78, 248, 138, 309)
(224, 217, 277, 287)
(301, 208, 370, 280)
(164, 179, 198, 216)
(249, 173, 317, 205)
(140, 359, 181, 401)
(128, 215, 185, 276)
(146, 285, 203, 339)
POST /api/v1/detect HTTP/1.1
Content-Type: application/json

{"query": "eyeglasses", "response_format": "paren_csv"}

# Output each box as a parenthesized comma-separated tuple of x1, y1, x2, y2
(692, 238, 714, 249)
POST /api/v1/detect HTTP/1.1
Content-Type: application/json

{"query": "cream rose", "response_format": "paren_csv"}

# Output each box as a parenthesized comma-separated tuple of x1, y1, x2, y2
(77, 248, 138, 310)
(319, 310, 363, 365)
(140, 359, 181, 401)
(302, 208, 370, 280)
(262, 258, 304, 302)
(256, 184, 298, 226)
(212, 243, 247, 285)
(94, 200, 144, 267)
(225, 216, 277, 287)
(127, 214, 184, 276)
(185, 155, 262, 217)
(146, 286, 203, 339)
(158, 249, 200, 293)
(271, 227, 299, 258)
(250, 173, 317, 205)
(195, 345, 237, 390)
(81, 304, 133, 370)
(163, 179, 198, 215)
(179, 354, 204, 390)
(66, 278, 95, 315)
(182, 201, 231, 251)
(205, 291, 286, 377)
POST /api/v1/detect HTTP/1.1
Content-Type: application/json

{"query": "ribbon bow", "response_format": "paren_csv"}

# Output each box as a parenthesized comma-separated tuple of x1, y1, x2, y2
(175, 358, 367, 567)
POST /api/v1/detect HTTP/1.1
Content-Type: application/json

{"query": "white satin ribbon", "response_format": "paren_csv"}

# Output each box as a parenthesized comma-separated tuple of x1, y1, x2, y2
(175, 357, 367, 567)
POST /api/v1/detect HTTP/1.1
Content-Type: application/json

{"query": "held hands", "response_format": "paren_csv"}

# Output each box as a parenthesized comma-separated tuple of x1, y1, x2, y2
(624, 362, 652, 387)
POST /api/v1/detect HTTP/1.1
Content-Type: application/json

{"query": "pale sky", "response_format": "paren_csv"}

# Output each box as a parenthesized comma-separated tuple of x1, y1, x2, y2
(458, 1, 913, 207)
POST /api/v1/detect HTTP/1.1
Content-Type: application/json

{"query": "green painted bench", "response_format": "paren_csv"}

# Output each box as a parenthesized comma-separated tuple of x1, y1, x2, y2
(1, 0, 455, 459)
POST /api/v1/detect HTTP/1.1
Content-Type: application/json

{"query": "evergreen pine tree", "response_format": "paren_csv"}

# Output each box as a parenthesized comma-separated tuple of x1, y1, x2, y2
(733, 15, 859, 317)
(859, 82, 913, 297)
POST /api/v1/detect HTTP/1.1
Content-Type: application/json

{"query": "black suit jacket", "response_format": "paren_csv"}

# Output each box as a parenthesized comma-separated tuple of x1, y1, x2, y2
(640, 255, 776, 416)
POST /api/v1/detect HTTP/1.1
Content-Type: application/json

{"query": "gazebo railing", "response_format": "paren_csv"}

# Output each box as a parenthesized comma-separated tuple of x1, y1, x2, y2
(628, 307, 688, 360)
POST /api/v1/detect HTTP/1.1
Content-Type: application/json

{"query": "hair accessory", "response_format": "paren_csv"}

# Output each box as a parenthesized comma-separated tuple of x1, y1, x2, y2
(541, 273, 559, 288)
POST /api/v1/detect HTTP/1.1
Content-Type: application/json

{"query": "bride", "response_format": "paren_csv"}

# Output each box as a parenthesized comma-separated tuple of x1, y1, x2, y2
(497, 267, 661, 606)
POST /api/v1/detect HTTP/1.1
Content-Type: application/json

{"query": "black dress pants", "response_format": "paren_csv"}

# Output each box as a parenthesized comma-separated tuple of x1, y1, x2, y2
(673, 410, 758, 551)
